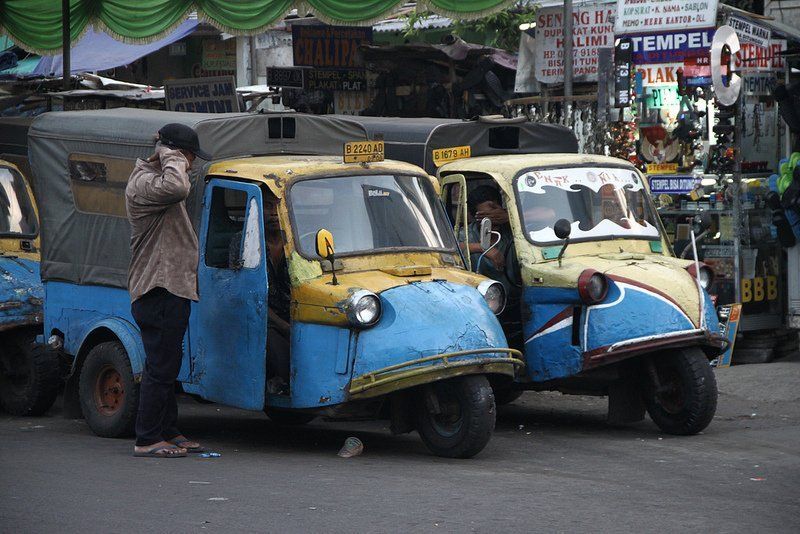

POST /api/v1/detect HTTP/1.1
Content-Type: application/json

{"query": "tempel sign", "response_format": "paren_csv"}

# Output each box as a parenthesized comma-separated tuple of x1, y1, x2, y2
(615, 0, 718, 34)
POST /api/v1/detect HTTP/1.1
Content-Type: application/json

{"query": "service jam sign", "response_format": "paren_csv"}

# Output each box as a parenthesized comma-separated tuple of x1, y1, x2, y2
(292, 25, 372, 68)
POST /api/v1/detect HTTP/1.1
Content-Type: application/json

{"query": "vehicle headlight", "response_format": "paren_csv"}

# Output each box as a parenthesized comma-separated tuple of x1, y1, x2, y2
(477, 280, 506, 315)
(345, 289, 381, 328)
(578, 269, 609, 304)
(688, 263, 714, 290)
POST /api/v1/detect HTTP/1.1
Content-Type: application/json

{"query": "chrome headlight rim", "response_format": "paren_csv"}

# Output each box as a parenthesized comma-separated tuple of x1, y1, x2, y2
(477, 279, 506, 315)
(345, 289, 382, 328)
(687, 263, 715, 290)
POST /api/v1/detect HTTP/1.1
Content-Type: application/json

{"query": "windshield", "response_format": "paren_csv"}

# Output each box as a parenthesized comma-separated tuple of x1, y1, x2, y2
(515, 166, 660, 244)
(0, 166, 37, 238)
(290, 174, 458, 258)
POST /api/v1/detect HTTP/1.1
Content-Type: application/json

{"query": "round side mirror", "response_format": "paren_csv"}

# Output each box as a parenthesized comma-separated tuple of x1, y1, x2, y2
(554, 218, 572, 240)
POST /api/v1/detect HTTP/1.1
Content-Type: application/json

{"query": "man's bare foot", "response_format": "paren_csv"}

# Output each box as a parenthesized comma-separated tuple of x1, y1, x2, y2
(133, 441, 187, 458)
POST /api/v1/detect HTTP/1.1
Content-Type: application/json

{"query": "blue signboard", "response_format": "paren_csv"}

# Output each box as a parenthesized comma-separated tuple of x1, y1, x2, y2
(648, 175, 699, 194)
(629, 29, 714, 64)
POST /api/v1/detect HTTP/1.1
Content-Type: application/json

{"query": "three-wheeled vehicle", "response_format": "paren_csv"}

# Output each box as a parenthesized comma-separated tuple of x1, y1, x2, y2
(29, 109, 522, 457)
(349, 116, 727, 435)
(0, 119, 61, 415)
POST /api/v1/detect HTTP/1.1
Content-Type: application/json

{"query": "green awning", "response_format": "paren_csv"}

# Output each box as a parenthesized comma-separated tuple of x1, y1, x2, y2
(0, 0, 517, 54)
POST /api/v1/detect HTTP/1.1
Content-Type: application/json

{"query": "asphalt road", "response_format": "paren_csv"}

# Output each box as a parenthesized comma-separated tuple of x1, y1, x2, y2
(2, 359, 799, 533)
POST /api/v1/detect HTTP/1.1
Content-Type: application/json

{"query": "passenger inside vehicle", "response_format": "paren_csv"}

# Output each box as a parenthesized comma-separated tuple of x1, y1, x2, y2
(263, 192, 291, 395)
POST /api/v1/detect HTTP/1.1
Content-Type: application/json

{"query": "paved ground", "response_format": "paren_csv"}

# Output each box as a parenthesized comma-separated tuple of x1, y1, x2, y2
(2, 356, 799, 533)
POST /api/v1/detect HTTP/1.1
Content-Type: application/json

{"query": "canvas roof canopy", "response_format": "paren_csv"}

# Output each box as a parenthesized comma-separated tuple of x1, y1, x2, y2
(0, 1, 518, 54)
(346, 116, 579, 173)
(28, 108, 369, 288)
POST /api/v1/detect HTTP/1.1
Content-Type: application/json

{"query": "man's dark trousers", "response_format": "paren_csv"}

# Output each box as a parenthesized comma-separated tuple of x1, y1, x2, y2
(131, 287, 190, 446)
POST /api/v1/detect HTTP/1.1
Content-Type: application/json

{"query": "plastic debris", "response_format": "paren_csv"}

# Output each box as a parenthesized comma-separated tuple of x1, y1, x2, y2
(750, 477, 766, 482)
(189, 481, 211, 485)
(337, 436, 364, 458)
(208, 497, 228, 501)
(199, 452, 221, 458)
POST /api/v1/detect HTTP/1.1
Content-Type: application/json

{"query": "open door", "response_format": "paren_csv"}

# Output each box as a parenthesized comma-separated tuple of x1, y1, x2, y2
(190, 178, 268, 410)
(440, 173, 470, 270)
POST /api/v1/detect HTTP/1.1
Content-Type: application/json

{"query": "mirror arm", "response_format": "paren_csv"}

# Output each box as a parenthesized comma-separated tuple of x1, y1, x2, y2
(557, 237, 569, 267)
(476, 230, 502, 273)
(328, 247, 339, 285)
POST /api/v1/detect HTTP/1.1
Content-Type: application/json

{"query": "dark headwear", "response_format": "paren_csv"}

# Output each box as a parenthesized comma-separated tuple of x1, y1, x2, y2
(157, 123, 211, 160)
(468, 185, 502, 215)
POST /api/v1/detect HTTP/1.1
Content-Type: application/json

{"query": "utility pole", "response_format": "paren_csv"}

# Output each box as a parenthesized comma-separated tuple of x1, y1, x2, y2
(563, 0, 573, 108)
(62, 0, 70, 90)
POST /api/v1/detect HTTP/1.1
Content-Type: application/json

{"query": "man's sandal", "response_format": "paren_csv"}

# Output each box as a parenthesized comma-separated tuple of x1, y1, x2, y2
(133, 445, 187, 458)
(168, 438, 205, 453)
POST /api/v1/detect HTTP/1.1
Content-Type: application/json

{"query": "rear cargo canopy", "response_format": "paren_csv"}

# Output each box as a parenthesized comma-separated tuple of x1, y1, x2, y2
(346, 116, 579, 173)
(27, 108, 369, 289)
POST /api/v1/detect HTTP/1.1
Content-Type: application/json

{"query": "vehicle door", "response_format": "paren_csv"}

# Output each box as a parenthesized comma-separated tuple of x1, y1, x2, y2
(190, 178, 268, 409)
(439, 173, 470, 270)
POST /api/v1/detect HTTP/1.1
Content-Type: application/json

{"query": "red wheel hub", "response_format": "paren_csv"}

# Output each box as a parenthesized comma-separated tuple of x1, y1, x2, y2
(94, 365, 124, 416)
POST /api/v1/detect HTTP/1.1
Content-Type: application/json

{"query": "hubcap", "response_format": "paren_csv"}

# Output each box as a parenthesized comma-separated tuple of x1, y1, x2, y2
(94, 365, 124, 416)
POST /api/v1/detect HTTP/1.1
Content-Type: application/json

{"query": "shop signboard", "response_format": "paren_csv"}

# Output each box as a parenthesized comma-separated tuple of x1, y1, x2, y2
(637, 62, 683, 85)
(267, 67, 304, 88)
(534, 6, 615, 84)
(644, 87, 680, 109)
(305, 69, 367, 92)
(742, 73, 777, 96)
(647, 162, 679, 174)
(615, 0, 718, 34)
(614, 38, 633, 107)
(164, 76, 240, 113)
(292, 25, 372, 68)
(727, 15, 771, 48)
(202, 39, 236, 71)
(628, 29, 714, 64)
(715, 303, 741, 367)
(734, 39, 786, 73)
(648, 175, 699, 194)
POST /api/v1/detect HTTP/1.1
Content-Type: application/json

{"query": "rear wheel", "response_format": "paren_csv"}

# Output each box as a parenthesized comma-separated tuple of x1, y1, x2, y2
(642, 347, 717, 435)
(415, 375, 495, 458)
(79, 341, 138, 438)
(0, 332, 60, 416)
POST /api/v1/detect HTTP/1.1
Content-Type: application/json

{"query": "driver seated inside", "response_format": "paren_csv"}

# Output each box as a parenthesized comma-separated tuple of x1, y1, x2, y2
(463, 186, 515, 292)
(230, 193, 291, 394)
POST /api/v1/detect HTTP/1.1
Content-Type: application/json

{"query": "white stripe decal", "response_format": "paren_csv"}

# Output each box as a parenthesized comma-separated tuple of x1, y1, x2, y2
(584, 282, 694, 352)
(526, 316, 573, 344)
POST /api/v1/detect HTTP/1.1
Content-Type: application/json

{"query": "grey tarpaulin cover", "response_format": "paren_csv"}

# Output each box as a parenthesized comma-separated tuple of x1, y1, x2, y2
(28, 108, 368, 289)
(343, 116, 578, 174)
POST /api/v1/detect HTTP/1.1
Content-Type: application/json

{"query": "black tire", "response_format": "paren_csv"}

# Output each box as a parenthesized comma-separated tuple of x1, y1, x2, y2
(264, 407, 316, 426)
(78, 341, 138, 438)
(642, 347, 717, 435)
(493, 385, 524, 406)
(0, 332, 60, 416)
(415, 375, 496, 458)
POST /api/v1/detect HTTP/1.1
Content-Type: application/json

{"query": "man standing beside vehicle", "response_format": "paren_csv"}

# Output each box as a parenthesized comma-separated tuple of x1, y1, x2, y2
(126, 123, 210, 458)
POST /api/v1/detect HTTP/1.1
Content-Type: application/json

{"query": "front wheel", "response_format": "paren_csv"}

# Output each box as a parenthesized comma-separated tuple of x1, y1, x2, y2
(415, 375, 496, 458)
(642, 347, 717, 435)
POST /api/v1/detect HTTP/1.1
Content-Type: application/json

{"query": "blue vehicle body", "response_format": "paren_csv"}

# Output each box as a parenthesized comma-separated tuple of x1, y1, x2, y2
(0, 256, 42, 333)
(48, 178, 517, 416)
(521, 280, 721, 383)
